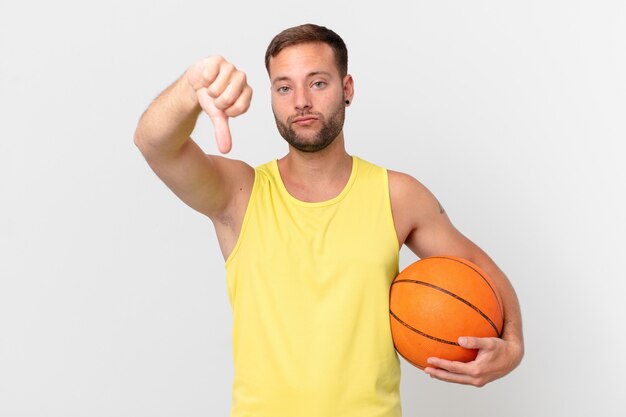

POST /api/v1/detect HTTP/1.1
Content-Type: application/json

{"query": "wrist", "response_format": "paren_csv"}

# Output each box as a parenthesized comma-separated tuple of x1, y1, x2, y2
(179, 71, 202, 114)
(503, 335, 525, 369)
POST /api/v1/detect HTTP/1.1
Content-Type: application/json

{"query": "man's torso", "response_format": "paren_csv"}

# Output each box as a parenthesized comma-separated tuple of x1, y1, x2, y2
(212, 158, 413, 261)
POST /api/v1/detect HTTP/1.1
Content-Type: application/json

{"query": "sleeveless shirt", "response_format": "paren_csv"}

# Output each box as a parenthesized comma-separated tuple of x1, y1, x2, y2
(225, 155, 402, 417)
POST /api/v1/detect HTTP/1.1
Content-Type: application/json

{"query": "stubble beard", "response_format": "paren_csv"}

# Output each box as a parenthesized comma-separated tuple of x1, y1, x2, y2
(273, 102, 346, 153)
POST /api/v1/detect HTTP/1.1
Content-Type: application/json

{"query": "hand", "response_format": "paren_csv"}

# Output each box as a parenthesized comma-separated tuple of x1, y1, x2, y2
(185, 56, 253, 154)
(424, 336, 524, 387)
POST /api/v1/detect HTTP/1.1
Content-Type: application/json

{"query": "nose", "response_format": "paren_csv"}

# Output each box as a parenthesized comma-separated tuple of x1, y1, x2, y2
(294, 87, 311, 112)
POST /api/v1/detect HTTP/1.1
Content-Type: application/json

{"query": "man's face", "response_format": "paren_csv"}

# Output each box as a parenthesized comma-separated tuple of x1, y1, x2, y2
(268, 42, 353, 153)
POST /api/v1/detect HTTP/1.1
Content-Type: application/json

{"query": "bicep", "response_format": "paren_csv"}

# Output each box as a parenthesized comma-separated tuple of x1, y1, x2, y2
(401, 183, 502, 280)
(404, 203, 478, 260)
(393, 171, 484, 261)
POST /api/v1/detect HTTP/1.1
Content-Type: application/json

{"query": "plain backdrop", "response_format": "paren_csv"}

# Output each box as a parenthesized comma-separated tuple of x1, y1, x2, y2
(1, 1, 625, 416)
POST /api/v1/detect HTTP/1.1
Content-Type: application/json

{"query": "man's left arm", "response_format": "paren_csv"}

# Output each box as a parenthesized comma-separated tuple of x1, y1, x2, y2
(389, 171, 524, 387)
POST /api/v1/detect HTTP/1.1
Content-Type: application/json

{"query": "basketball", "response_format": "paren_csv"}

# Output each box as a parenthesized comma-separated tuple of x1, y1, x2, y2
(389, 256, 504, 369)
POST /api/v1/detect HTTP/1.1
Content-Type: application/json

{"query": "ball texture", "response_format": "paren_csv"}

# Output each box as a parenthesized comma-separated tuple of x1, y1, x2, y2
(389, 256, 503, 369)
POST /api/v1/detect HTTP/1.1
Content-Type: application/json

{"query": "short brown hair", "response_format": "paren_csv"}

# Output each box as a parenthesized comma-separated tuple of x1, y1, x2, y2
(265, 23, 348, 77)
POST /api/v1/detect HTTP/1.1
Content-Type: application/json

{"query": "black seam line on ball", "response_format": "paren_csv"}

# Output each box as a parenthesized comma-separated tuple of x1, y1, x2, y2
(428, 256, 504, 326)
(391, 279, 500, 337)
(389, 309, 460, 346)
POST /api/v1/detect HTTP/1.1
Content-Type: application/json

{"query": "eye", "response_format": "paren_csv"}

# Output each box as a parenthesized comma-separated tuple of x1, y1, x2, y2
(277, 86, 291, 94)
(312, 81, 327, 89)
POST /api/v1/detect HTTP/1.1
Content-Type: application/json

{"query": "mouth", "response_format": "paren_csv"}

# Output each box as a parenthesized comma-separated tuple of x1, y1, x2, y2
(292, 116, 319, 126)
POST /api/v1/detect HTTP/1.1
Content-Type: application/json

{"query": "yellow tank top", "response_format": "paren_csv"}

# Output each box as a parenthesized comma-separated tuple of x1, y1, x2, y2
(225, 155, 402, 417)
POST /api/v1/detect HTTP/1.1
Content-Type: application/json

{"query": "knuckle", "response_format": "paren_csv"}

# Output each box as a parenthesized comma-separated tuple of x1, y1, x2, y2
(221, 62, 236, 74)
(209, 55, 225, 65)
(206, 55, 224, 69)
(224, 109, 238, 118)
(474, 378, 487, 388)
(245, 86, 253, 102)
(225, 102, 245, 117)
(206, 84, 221, 98)
(201, 69, 218, 88)
(237, 71, 247, 84)
(214, 95, 234, 110)
(201, 70, 212, 86)
(230, 102, 245, 114)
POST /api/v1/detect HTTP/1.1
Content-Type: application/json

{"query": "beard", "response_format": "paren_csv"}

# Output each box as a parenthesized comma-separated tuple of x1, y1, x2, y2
(273, 102, 346, 153)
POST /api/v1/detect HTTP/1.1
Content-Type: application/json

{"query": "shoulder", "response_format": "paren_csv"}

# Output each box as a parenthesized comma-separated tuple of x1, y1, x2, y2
(387, 169, 446, 228)
(354, 157, 443, 217)
(387, 169, 438, 207)
(386, 169, 458, 254)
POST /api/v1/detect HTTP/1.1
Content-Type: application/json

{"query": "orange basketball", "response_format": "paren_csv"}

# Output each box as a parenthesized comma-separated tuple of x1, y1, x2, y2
(389, 256, 504, 369)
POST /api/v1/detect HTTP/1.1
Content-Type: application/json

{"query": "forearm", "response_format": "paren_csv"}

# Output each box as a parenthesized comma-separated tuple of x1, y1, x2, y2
(134, 71, 202, 156)
(470, 250, 524, 356)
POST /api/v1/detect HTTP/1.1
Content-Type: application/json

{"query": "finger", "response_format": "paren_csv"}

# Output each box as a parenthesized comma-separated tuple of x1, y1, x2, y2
(213, 70, 247, 111)
(207, 61, 236, 99)
(426, 357, 472, 374)
(224, 85, 253, 118)
(424, 366, 484, 387)
(459, 336, 497, 350)
(186, 56, 223, 91)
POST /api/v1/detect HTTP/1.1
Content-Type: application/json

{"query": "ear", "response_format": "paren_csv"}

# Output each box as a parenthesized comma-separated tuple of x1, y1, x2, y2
(343, 74, 354, 105)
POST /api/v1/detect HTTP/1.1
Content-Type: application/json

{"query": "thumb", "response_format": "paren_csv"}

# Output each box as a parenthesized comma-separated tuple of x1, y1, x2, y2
(196, 87, 232, 154)
(210, 112, 232, 154)
(459, 336, 497, 350)
(458, 336, 483, 349)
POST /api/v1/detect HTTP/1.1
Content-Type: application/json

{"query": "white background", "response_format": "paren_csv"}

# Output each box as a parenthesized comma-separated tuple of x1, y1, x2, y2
(1, 1, 625, 416)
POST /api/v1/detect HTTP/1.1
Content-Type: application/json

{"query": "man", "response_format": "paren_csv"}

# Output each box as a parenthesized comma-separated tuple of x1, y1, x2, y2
(134, 24, 523, 417)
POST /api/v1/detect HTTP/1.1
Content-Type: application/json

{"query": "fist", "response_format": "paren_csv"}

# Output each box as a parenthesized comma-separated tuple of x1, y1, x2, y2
(185, 56, 253, 153)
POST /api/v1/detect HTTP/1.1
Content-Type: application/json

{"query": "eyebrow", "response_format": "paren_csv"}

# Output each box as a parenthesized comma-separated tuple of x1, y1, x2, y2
(271, 71, 333, 85)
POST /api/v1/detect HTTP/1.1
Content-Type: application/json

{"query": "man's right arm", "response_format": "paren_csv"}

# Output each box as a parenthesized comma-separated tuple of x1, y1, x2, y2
(133, 57, 254, 221)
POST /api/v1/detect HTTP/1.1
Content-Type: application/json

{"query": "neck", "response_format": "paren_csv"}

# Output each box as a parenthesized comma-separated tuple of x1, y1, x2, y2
(278, 132, 352, 186)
